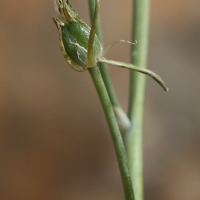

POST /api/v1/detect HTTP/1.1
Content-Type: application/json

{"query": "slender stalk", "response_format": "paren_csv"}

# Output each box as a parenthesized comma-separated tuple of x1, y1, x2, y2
(89, 66, 135, 200)
(88, 0, 120, 107)
(125, 0, 151, 200)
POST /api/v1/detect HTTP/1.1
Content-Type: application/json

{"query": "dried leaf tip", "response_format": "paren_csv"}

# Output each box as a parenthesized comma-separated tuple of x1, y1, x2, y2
(55, 0, 74, 22)
(52, 17, 64, 28)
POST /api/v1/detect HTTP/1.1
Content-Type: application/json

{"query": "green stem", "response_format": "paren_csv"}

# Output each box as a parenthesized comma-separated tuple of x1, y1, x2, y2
(125, 0, 151, 200)
(87, 0, 99, 68)
(88, 0, 119, 107)
(89, 66, 135, 200)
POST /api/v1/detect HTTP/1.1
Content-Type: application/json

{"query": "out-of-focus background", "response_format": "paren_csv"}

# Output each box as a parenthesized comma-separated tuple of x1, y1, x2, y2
(0, 0, 200, 199)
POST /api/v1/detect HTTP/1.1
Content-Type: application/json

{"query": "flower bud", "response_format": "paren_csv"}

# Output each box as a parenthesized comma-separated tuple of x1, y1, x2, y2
(53, 0, 103, 72)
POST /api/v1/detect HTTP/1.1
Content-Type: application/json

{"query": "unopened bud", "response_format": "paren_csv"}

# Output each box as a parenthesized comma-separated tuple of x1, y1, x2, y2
(53, 0, 102, 71)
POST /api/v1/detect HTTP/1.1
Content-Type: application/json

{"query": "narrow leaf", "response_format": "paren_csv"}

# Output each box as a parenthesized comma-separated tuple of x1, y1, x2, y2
(99, 59, 168, 91)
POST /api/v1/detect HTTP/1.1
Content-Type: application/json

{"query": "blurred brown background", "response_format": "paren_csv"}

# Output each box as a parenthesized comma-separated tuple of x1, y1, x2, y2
(0, 0, 200, 200)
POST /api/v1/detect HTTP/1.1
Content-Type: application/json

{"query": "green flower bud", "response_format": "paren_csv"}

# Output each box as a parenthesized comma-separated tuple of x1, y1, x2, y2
(53, 0, 102, 72)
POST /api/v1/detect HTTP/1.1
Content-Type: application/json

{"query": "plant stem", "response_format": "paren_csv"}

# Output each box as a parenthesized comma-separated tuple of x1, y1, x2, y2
(88, 0, 119, 107)
(125, 0, 151, 200)
(89, 66, 135, 200)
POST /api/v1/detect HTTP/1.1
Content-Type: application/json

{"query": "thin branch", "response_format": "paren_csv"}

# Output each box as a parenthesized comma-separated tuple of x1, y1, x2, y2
(87, 1, 135, 198)
(125, 0, 151, 200)
(88, 0, 120, 107)
(89, 66, 135, 200)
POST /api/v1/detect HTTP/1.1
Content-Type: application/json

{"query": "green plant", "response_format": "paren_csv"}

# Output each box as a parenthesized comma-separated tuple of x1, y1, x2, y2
(53, 0, 168, 199)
